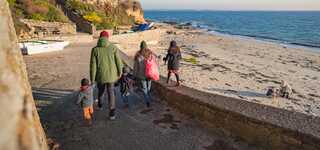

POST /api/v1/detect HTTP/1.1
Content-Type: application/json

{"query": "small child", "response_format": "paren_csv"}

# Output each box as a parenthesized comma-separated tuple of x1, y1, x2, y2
(117, 66, 135, 107)
(163, 40, 182, 86)
(77, 78, 94, 126)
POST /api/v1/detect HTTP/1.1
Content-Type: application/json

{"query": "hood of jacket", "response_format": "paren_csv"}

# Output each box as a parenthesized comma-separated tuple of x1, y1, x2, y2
(97, 37, 108, 47)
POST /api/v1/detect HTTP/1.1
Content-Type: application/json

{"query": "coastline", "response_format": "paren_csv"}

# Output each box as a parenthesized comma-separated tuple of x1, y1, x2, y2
(207, 30, 320, 54)
(159, 20, 320, 53)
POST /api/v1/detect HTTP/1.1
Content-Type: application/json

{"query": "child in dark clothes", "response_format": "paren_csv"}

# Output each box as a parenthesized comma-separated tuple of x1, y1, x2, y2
(163, 40, 182, 86)
(117, 66, 135, 107)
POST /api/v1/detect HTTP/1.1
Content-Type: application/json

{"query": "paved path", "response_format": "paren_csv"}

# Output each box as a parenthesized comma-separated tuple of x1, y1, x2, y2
(25, 40, 257, 150)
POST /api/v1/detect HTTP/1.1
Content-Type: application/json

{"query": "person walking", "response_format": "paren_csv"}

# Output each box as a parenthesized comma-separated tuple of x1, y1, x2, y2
(90, 31, 123, 120)
(133, 41, 157, 107)
(163, 40, 182, 86)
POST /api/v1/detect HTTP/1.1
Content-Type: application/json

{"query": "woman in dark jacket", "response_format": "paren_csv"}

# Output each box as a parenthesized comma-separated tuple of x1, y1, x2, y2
(164, 40, 182, 86)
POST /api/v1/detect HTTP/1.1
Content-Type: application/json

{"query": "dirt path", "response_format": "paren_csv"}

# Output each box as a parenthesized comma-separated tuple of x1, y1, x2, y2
(25, 40, 257, 150)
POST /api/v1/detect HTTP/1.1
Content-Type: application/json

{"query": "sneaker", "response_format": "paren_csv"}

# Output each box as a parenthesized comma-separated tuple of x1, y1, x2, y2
(109, 115, 116, 120)
(109, 109, 116, 120)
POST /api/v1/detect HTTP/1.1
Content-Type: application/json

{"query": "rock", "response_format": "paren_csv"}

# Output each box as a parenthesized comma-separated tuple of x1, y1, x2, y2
(166, 30, 176, 35)
(0, 1, 48, 149)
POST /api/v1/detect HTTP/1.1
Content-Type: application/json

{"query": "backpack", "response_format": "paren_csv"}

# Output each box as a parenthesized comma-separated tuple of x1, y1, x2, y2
(145, 55, 160, 81)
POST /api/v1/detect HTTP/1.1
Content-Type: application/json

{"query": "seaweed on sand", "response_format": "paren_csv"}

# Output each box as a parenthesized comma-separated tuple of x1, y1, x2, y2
(183, 57, 199, 65)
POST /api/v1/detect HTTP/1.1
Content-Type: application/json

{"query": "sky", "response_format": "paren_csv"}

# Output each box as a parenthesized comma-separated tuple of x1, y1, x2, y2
(140, 0, 320, 10)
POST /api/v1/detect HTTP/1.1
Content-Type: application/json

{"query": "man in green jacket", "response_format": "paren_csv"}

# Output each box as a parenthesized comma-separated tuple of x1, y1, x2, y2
(90, 31, 123, 120)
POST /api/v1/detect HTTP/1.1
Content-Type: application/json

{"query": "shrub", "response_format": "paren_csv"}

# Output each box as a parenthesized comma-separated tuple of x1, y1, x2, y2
(83, 12, 102, 24)
(46, 5, 69, 22)
(29, 13, 45, 21)
(64, 0, 136, 29)
(8, 0, 16, 7)
(31, 0, 49, 14)
(9, 0, 70, 34)
(96, 21, 112, 30)
(65, 0, 95, 15)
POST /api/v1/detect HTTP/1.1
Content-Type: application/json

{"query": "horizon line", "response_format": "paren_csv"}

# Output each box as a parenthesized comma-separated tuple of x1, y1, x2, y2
(144, 9, 320, 12)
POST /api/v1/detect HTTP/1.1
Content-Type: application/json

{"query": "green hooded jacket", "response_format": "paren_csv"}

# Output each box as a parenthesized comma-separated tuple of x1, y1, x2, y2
(90, 38, 123, 83)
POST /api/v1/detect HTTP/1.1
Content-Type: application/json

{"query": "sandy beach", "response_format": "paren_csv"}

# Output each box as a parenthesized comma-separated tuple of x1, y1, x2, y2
(112, 23, 320, 116)
(24, 23, 320, 117)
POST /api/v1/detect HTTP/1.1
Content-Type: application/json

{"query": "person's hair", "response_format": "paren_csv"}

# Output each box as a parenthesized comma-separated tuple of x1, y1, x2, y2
(81, 78, 90, 86)
(169, 40, 180, 54)
(135, 41, 152, 60)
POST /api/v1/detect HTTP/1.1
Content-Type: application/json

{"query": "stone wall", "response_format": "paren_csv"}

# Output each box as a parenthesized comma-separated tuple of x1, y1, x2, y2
(19, 19, 76, 39)
(0, 1, 47, 150)
(152, 81, 320, 150)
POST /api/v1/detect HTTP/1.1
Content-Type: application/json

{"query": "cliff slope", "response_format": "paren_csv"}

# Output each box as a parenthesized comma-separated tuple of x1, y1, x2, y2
(9, 0, 145, 35)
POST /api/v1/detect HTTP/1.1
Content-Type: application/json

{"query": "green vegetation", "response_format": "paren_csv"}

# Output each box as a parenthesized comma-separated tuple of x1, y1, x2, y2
(8, 0, 16, 7)
(65, 0, 135, 30)
(183, 57, 199, 65)
(8, 0, 139, 33)
(8, 0, 69, 34)
(9, 0, 68, 22)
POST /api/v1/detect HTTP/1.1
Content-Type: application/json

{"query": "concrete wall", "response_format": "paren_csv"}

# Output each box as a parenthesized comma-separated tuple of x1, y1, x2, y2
(152, 81, 320, 150)
(0, 1, 47, 150)
(117, 31, 320, 150)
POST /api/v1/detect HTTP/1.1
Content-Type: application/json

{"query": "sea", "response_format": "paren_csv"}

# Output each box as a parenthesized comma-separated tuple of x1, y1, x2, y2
(145, 10, 320, 51)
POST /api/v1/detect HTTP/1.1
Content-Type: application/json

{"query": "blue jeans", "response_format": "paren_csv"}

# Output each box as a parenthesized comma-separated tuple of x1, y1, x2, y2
(140, 79, 152, 104)
(121, 92, 130, 104)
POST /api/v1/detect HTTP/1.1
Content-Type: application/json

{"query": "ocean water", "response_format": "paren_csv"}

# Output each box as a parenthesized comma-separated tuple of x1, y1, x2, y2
(145, 11, 320, 50)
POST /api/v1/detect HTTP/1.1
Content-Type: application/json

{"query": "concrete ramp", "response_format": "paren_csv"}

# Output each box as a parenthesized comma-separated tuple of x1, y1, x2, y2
(34, 87, 256, 150)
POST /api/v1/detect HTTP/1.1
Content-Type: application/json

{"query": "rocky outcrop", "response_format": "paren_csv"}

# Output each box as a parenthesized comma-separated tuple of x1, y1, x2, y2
(125, 5, 145, 24)
(0, 1, 47, 150)
(80, 0, 146, 24)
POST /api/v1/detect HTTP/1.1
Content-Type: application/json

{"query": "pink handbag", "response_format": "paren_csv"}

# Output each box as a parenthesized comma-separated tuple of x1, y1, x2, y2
(145, 55, 160, 81)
